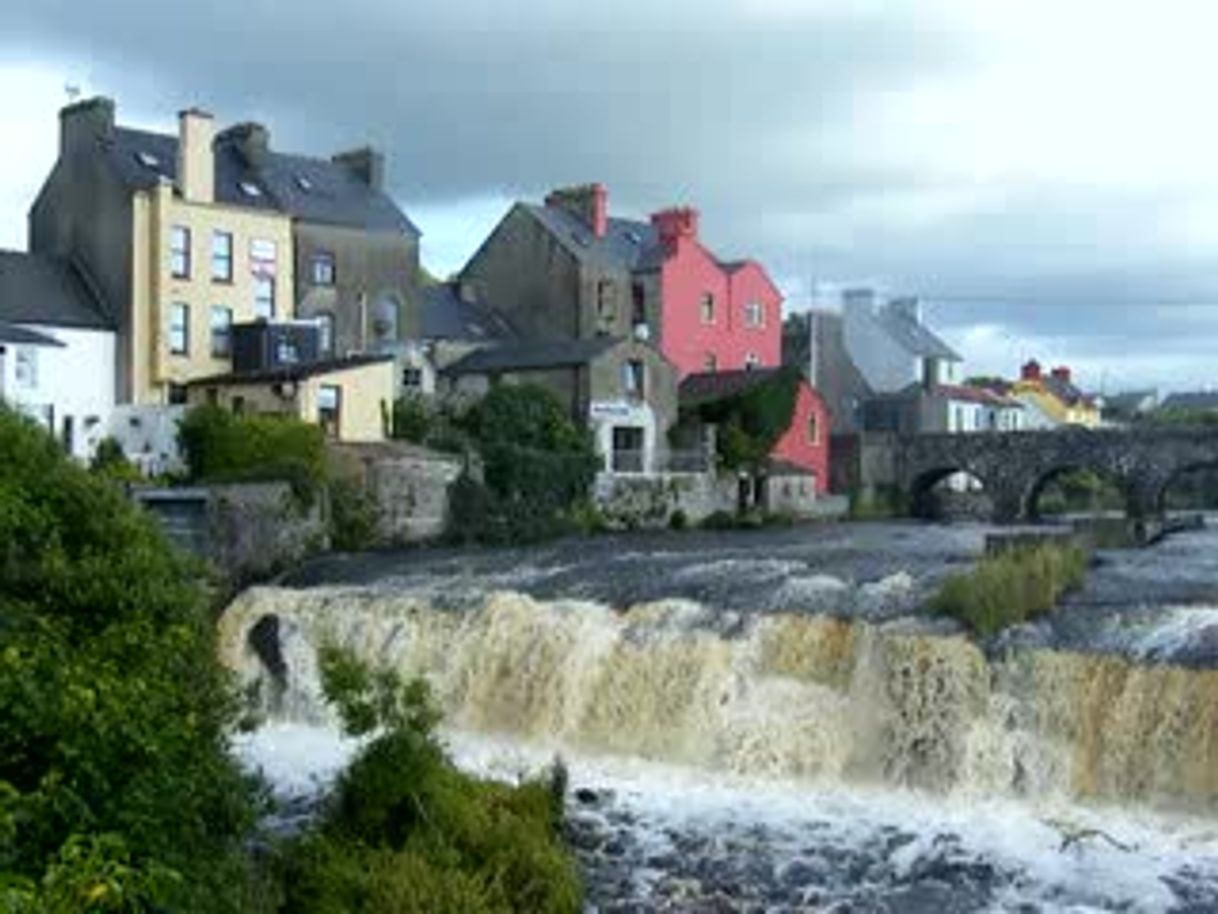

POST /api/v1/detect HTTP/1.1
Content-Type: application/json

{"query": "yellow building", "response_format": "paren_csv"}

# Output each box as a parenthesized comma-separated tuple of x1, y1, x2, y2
(188, 355, 395, 443)
(131, 109, 295, 404)
(1011, 361, 1101, 428)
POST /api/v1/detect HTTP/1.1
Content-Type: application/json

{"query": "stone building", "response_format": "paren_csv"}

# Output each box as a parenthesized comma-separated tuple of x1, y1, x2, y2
(441, 337, 680, 476)
(460, 184, 782, 379)
(28, 97, 420, 408)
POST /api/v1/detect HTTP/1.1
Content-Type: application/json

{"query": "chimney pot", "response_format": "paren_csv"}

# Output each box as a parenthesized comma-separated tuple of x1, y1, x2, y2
(1021, 359, 1043, 381)
(650, 206, 700, 251)
(1051, 366, 1072, 383)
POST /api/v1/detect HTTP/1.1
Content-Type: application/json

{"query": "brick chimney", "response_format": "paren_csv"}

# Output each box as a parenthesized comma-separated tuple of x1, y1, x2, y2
(651, 207, 699, 252)
(177, 108, 215, 203)
(218, 121, 270, 167)
(545, 183, 608, 237)
(59, 97, 115, 158)
(333, 147, 384, 191)
(1051, 366, 1072, 383)
(1021, 359, 1042, 381)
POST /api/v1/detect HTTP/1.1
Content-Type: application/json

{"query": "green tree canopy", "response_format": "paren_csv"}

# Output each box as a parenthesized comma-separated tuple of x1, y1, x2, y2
(0, 408, 262, 912)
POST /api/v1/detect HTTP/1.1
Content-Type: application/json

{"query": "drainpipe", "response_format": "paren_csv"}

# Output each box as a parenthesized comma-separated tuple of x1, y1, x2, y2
(358, 291, 367, 353)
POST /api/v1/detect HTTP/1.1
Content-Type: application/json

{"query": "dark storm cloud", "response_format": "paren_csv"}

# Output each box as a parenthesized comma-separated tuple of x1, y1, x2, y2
(5, 0, 1217, 387)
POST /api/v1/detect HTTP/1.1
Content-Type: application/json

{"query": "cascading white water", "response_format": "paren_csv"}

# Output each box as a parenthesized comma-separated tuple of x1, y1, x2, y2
(220, 585, 1218, 811)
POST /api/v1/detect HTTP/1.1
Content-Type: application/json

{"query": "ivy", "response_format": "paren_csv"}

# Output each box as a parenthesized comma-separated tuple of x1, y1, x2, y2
(684, 367, 802, 471)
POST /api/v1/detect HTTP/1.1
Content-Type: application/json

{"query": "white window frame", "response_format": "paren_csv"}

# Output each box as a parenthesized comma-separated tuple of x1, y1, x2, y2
(744, 301, 764, 328)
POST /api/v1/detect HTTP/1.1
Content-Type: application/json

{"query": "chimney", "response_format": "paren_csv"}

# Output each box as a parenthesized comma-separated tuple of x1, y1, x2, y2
(888, 296, 922, 324)
(333, 147, 384, 191)
(650, 206, 699, 252)
(218, 121, 270, 167)
(842, 287, 879, 315)
(177, 108, 215, 204)
(1051, 366, 1072, 383)
(59, 96, 115, 158)
(1021, 359, 1042, 381)
(545, 183, 608, 237)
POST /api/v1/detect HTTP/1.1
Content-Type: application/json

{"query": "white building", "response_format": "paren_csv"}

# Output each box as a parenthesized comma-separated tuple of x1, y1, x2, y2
(0, 251, 116, 460)
(842, 289, 962, 393)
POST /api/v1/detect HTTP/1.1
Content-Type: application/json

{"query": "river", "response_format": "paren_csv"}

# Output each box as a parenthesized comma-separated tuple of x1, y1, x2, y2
(224, 520, 1218, 912)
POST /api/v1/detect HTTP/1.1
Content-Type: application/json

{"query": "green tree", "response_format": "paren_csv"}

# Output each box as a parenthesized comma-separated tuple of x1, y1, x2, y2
(0, 408, 263, 913)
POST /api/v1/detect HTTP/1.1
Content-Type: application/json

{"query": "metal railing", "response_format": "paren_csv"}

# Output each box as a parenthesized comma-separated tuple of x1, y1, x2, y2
(607, 449, 712, 475)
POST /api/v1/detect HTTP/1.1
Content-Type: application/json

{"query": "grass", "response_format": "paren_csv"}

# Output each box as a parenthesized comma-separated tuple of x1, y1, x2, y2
(926, 544, 1088, 639)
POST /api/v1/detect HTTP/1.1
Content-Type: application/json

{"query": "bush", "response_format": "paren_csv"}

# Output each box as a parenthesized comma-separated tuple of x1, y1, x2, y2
(177, 405, 327, 506)
(447, 385, 600, 544)
(927, 544, 1088, 638)
(276, 648, 581, 914)
(390, 394, 433, 444)
(328, 477, 381, 551)
(669, 508, 688, 530)
(0, 407, 263, 913)
(89, 436, 143, 483)
(701, 509, 738, 530)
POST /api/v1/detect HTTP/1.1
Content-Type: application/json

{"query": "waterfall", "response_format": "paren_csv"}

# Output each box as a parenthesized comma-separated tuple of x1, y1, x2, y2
(218, 586, 1218, 813)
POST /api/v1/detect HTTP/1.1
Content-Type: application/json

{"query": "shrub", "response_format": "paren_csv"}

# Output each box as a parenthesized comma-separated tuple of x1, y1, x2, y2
(177, 405, 328, 506)
(276, 648, 581, 914)
(927, 544, 1088, 638)
(390, 394, 432, 444)
(0, 407, 263, 913)
(89, 436, 143, 483)
(701, 509, 738, 530)
(669, 508, 688, 530)
(328, 476, 381, 551)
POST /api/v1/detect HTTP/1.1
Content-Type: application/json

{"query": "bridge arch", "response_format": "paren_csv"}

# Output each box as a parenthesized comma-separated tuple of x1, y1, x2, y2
(1023, 463, 1129, 521)
(1157, 460, 1218, 514)
(909, 465, 991, 520)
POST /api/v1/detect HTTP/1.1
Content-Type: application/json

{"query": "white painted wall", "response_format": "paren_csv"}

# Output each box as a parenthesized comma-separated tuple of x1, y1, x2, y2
(589, 399, 657, 475)
(106, 404, 187, 476)
(0, 324, 116, 461)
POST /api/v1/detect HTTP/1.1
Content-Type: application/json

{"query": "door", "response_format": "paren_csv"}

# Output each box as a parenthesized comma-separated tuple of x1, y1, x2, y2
(611, 426, 644, 473)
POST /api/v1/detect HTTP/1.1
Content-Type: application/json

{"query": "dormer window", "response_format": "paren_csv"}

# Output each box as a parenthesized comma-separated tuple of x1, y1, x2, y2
(295, 174, 313, 192)
(239, 181, 262, 198)
(135, 151, 160, 169)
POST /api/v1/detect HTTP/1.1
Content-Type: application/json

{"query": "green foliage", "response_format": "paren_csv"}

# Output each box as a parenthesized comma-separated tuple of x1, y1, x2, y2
(276, 649, 580, 914)
(177, 405, 327, 506)
(328, 477, 381, 551)
(1036, 469, 1123, 516)
(685, 368, 801, 471)
(390, 394, 433, 444)
(0, 407, 263, 913)
(849, 486, 909, 520)
(1142, 407, 1218, 427)
(668, 508, 688, 530)
(87, 438, 142, 484)
(447, 385, 600, 544)
(927, 544, 1088, 638)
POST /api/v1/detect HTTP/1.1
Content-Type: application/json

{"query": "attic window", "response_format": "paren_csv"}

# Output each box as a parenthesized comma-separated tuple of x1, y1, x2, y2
(135, 151, 160, 169)
(295, 175, 313, 192)
(625, 231, 642, 244)
(239, 181, 262, 198)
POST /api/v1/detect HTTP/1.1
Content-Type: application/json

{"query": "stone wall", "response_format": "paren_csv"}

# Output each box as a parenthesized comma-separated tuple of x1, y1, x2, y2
(133, 482, 325, 586)
(329, 442, 464, 543)
(593, 472, 738, 527)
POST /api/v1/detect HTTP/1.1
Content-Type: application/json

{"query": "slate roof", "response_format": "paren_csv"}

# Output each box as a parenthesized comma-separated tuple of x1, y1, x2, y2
(443, 337, 621, 375)
(1161, 391, 1218, 411)
(1042, 375, 1094, 408)
(1101, 390, 1158, 413)
(106, 127, 418, 234)
(877, 304, 961, 361)
(934, 384, 1023, 408)
(678, 367, 787, 406)
(189, 353, 394, 386)
(522, 204, 663, 271)
(420, 283, 518, 341)
(0, 250, 112, 330)
(0, 322, 64, 346)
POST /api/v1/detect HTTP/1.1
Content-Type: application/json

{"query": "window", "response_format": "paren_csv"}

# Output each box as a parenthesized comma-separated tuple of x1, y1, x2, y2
(316, 313, 335, 354)
(61, 415, 74, 453)
(211, 231, 233, 282)
(807, 413, 820, 445)
(167, 384, 188, 405)
(631, 282, 646, 325)
(703, 352, 718, 373)
(312, 251, 336, 286)
(210, 306, 233, 357)
(744, 301, 764, 328)
(622, 359, 645, 399)
(744, 352, 760, 370)
(276, 336, 299, 364)
(251, 240, 277, 318)
(169, 303, 190, 355)
(402, 367, 423, 389)
(14, 347, 37, 388)
(318, 384, 341, 437)
(254, 275, 275, 320)
(239, 180, 262, 198)
(611, 426, 645, 474)
(597, 279, 616, 321)
(700, 292, 716, 324)
(170, 225, 191, 278)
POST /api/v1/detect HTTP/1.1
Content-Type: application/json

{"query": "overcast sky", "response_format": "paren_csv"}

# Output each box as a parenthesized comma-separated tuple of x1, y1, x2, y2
(3, 0, 1218, 391)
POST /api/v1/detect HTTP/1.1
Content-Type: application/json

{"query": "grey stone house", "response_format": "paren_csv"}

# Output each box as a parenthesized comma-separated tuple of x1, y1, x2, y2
(441, 337, 678, 475)
(28, 97, 421, 402)
(782, 310, 872, 433)
(459, 184, 663, 344)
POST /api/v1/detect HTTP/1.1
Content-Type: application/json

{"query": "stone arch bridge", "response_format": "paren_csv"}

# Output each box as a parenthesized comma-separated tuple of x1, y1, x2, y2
(897, 426, 1218, 522)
